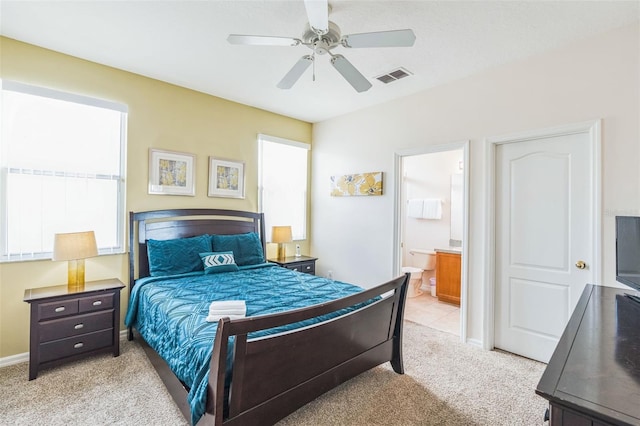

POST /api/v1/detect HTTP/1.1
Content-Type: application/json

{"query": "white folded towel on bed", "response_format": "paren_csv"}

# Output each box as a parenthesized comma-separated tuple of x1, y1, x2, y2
(206, 300, 246, 322)
(206, 313, 246, 322)
(209, 300, 246, 311)
(209, 307, 245, 314)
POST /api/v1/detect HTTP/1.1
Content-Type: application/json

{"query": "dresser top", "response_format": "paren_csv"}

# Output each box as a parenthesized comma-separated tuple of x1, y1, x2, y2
(536, 284, 640, 424)
(23, 278, 124, 302)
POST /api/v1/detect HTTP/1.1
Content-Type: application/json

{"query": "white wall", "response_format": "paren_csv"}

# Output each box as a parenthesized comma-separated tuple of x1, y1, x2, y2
(311, 23, 639, 346)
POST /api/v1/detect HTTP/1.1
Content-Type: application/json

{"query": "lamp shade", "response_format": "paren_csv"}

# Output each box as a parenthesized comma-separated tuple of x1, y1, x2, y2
(53, 231, 98, 261)
(271, 226, 292, 243)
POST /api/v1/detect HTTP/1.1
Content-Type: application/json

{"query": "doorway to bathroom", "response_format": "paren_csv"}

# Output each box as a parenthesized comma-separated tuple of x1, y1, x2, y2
(393, 142, 469, 340)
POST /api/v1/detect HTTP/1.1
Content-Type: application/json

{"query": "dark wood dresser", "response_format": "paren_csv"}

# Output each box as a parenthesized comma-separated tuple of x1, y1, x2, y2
(536, 284, 640, 425)
(269, 255, 318, 275)
(23, 278, 125, 380)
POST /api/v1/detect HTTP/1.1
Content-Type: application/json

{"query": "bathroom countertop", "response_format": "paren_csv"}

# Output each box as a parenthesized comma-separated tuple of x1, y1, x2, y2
(435, 247, 462, 255)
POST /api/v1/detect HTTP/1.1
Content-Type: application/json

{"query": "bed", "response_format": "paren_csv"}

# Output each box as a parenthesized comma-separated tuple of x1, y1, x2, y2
(126, 209, 409, 425)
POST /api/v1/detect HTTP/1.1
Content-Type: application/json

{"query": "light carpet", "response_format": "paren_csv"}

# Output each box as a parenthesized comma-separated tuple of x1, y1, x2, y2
(0, 321, 548, 425)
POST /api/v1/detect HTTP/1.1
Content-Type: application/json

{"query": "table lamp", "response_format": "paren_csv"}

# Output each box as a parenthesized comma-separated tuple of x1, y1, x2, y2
(53, 231, 98, 289)
(271, 226, 292, 260)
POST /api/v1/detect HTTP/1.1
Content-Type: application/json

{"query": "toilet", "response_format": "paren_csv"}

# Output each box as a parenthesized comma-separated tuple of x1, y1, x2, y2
(401, 249, 436, 297)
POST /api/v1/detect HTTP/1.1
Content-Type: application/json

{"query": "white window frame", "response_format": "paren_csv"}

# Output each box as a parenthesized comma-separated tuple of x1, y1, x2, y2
(0, 80, 127, 262)
(258, 133, 310, 242)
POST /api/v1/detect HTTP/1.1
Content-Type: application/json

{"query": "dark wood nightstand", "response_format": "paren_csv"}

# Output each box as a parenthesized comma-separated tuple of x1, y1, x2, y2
(23, 278, 125, 380)
(269, 255, 318, 275)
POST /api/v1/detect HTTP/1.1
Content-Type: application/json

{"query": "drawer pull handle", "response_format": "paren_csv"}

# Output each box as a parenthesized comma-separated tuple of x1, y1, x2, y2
(54, 307, 66, 313)
(293, 268, 299, 271)
(305, 266, 311, 270)
(92, 300, 102, 306)
(74, 323, 84, 330)
(73, 342, 84, 349)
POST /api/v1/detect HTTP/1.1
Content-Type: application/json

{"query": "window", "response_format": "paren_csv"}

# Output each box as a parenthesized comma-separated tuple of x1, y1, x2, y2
(1, 80, 127, 261)
(258, 134, 309, 241)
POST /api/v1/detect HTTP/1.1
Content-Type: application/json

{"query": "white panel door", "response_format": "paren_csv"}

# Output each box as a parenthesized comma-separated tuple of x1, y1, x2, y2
(495, 131, 594, 362)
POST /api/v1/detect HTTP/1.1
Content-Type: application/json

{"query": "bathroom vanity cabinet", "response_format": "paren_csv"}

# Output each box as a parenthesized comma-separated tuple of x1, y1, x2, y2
(435, 250, 461, 306)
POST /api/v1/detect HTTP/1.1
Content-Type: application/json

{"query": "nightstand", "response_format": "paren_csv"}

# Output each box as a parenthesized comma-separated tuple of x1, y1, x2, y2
(23, 278, 125, 380)
(269, 255, 318, 275)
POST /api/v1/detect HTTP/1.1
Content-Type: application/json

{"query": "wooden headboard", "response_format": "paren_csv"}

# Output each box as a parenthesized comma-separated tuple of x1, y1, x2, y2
(128, 209, 265, 287)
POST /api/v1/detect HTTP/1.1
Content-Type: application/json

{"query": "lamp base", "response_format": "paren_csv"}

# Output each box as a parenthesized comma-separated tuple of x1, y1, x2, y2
(277, 243, 287, 260)
(67, 259, 86, 291)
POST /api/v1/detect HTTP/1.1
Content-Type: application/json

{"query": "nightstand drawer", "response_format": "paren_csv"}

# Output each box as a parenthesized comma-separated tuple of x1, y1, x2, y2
(38, 299, 79, 320)
(39, 311, 114, 343)
(39, 329, 113, 363)
(79, 293, 114, 313)
(269, 256, 317, 276)
(287, 261, 315, 275)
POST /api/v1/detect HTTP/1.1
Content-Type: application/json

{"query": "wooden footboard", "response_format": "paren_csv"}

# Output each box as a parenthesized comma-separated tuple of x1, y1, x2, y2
(203, 273, 408, 425)
(134, 274, 408, 426)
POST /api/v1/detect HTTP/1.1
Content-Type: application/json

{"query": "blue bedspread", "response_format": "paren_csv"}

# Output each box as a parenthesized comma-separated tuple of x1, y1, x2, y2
(125, 263, 367, 424)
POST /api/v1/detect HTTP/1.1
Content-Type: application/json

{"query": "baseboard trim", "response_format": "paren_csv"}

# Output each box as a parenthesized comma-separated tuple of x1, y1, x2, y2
(0, 352, 28, 368)
(466, 338, 483, 348)
(0, 330, 130, 368)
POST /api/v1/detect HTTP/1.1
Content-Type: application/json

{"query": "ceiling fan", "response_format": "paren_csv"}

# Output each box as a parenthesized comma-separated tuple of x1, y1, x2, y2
(227, 0, 416, 93)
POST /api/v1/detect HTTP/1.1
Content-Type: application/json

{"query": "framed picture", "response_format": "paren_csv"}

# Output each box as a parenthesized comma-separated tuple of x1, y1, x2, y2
(148, 149, 196, 196)
(208, 157, 245, 199)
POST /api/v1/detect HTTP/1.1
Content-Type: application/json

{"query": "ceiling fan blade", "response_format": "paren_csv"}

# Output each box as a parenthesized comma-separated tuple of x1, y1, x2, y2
(304, 0, 329, 34)
(342, 29, 416, 48)
(227, 34, 301, 47)
(330, 54, 372, 93)
(277, 55, 314, 89)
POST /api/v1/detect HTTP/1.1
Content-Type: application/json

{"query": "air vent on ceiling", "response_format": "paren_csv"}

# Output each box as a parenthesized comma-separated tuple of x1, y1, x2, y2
(375, 67, 413, 84)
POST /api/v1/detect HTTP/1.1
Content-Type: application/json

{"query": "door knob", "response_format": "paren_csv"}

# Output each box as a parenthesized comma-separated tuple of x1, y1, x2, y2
(575, 260, 587, 269)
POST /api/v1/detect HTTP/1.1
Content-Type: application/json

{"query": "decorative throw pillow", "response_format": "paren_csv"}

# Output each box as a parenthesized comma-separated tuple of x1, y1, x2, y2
(210, 232, 265, 266)
(147, 234, 212, 277)
(199, 251, 239, 274)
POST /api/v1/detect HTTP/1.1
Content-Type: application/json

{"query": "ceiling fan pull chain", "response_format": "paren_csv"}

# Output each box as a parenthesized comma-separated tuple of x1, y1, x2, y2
(312, 52, 316, 82)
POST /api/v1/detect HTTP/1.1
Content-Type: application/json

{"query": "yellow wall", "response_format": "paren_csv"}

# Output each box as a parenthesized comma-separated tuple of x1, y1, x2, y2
(0, 37, 312, 358)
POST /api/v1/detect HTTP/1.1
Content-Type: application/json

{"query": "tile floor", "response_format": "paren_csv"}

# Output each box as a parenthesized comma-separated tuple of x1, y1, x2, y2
(404, 291, 460, 336)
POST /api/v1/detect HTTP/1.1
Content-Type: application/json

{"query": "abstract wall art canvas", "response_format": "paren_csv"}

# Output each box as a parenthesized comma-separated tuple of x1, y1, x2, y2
(330, 171, 383, 196)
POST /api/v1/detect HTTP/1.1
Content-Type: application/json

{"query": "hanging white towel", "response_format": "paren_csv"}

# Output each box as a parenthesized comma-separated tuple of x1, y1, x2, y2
(407, 199, 424, 218)
(422, 199, 442, 219)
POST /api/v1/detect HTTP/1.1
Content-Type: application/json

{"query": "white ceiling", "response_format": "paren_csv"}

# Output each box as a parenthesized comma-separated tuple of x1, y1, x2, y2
(1, 1, 638, 123)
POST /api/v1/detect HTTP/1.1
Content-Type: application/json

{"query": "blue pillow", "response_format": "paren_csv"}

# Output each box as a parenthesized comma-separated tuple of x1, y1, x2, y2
(199, 251, 240, 274)
(147, 234, 212, 277)
(210, 232, 265, 266)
